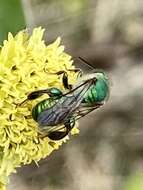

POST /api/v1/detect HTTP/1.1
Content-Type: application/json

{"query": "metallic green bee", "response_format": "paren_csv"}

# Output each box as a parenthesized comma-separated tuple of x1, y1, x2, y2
(20, 58, 109, 140)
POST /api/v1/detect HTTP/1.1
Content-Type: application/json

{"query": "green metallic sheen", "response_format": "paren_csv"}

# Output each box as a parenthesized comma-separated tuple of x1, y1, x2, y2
(82, 74, 109, 105)
(32, 98, 58, 121)
(32, 88, 62, 122)
(50, 87, 63, 97)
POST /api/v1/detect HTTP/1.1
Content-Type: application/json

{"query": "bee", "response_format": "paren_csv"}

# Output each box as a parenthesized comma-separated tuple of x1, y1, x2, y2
(20, 57, 110, 140)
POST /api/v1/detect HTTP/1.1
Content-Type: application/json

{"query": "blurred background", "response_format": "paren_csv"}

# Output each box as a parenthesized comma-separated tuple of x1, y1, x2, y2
(1, 0, 143, 189)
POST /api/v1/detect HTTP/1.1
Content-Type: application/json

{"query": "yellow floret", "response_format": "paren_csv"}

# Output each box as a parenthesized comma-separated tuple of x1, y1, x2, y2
(0, 27, 78, 188)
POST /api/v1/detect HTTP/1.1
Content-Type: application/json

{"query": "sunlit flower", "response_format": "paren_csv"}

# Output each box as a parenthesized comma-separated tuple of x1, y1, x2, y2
(0, 27, 79, 189)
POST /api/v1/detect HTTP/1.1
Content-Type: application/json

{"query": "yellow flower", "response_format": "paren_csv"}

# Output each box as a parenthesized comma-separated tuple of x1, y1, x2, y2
(0, 27, 79, 188)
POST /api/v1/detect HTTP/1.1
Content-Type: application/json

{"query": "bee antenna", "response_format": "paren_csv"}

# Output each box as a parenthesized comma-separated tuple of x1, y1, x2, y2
(78, 57, 95, 70)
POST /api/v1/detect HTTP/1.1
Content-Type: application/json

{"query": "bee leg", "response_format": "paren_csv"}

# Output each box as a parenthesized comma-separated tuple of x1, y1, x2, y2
(19, 87, 63, 106)
(62, 65, 83, 86)
(18, 89, 54, 106)
(47, 130, 69, 141)
(27, 89, 52, 100)
(61, 71, 72, 90)
(65, 67, 83, 79)
(47, 70, 72, 90)
(57, 70, 81, 90)
(47, 117, 75, 141)
(45, 67, 82, 90)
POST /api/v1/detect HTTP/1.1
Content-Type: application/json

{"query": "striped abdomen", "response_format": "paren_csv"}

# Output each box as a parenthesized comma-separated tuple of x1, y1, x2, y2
(82, 78, 109, 105)
(32, 98, 56, 121)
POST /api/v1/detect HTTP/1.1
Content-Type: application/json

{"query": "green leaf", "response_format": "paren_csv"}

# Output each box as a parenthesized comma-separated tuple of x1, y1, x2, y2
(0, 0, 25, 43)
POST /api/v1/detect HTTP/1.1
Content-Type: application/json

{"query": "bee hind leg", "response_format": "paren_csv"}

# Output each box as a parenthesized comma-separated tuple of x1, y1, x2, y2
(47, 117, 75, 141)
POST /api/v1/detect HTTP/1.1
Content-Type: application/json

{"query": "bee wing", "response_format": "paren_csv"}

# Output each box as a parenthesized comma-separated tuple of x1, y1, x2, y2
(40, 103, 103, 133)
(39, 103, 103, 140)
(39, 116, 76, 140)
(37, 79, 94, 126)
(38, 96, 75, 126)
(73, 103, 104, 121)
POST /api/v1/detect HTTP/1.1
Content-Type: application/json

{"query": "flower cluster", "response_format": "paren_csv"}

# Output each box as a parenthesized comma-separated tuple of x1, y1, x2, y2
(0, 27, 79, 189)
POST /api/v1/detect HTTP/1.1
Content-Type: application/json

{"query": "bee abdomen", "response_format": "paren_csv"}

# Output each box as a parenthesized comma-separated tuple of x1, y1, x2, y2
(82, 79, 109, 105)
(83, 87, 97, 105)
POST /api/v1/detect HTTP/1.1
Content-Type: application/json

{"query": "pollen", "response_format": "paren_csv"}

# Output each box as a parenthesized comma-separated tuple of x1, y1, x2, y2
(0, 27, 78, 188)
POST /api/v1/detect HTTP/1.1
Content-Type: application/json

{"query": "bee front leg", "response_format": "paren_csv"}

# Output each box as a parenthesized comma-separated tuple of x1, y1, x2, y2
(18, 89, 55, 106)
